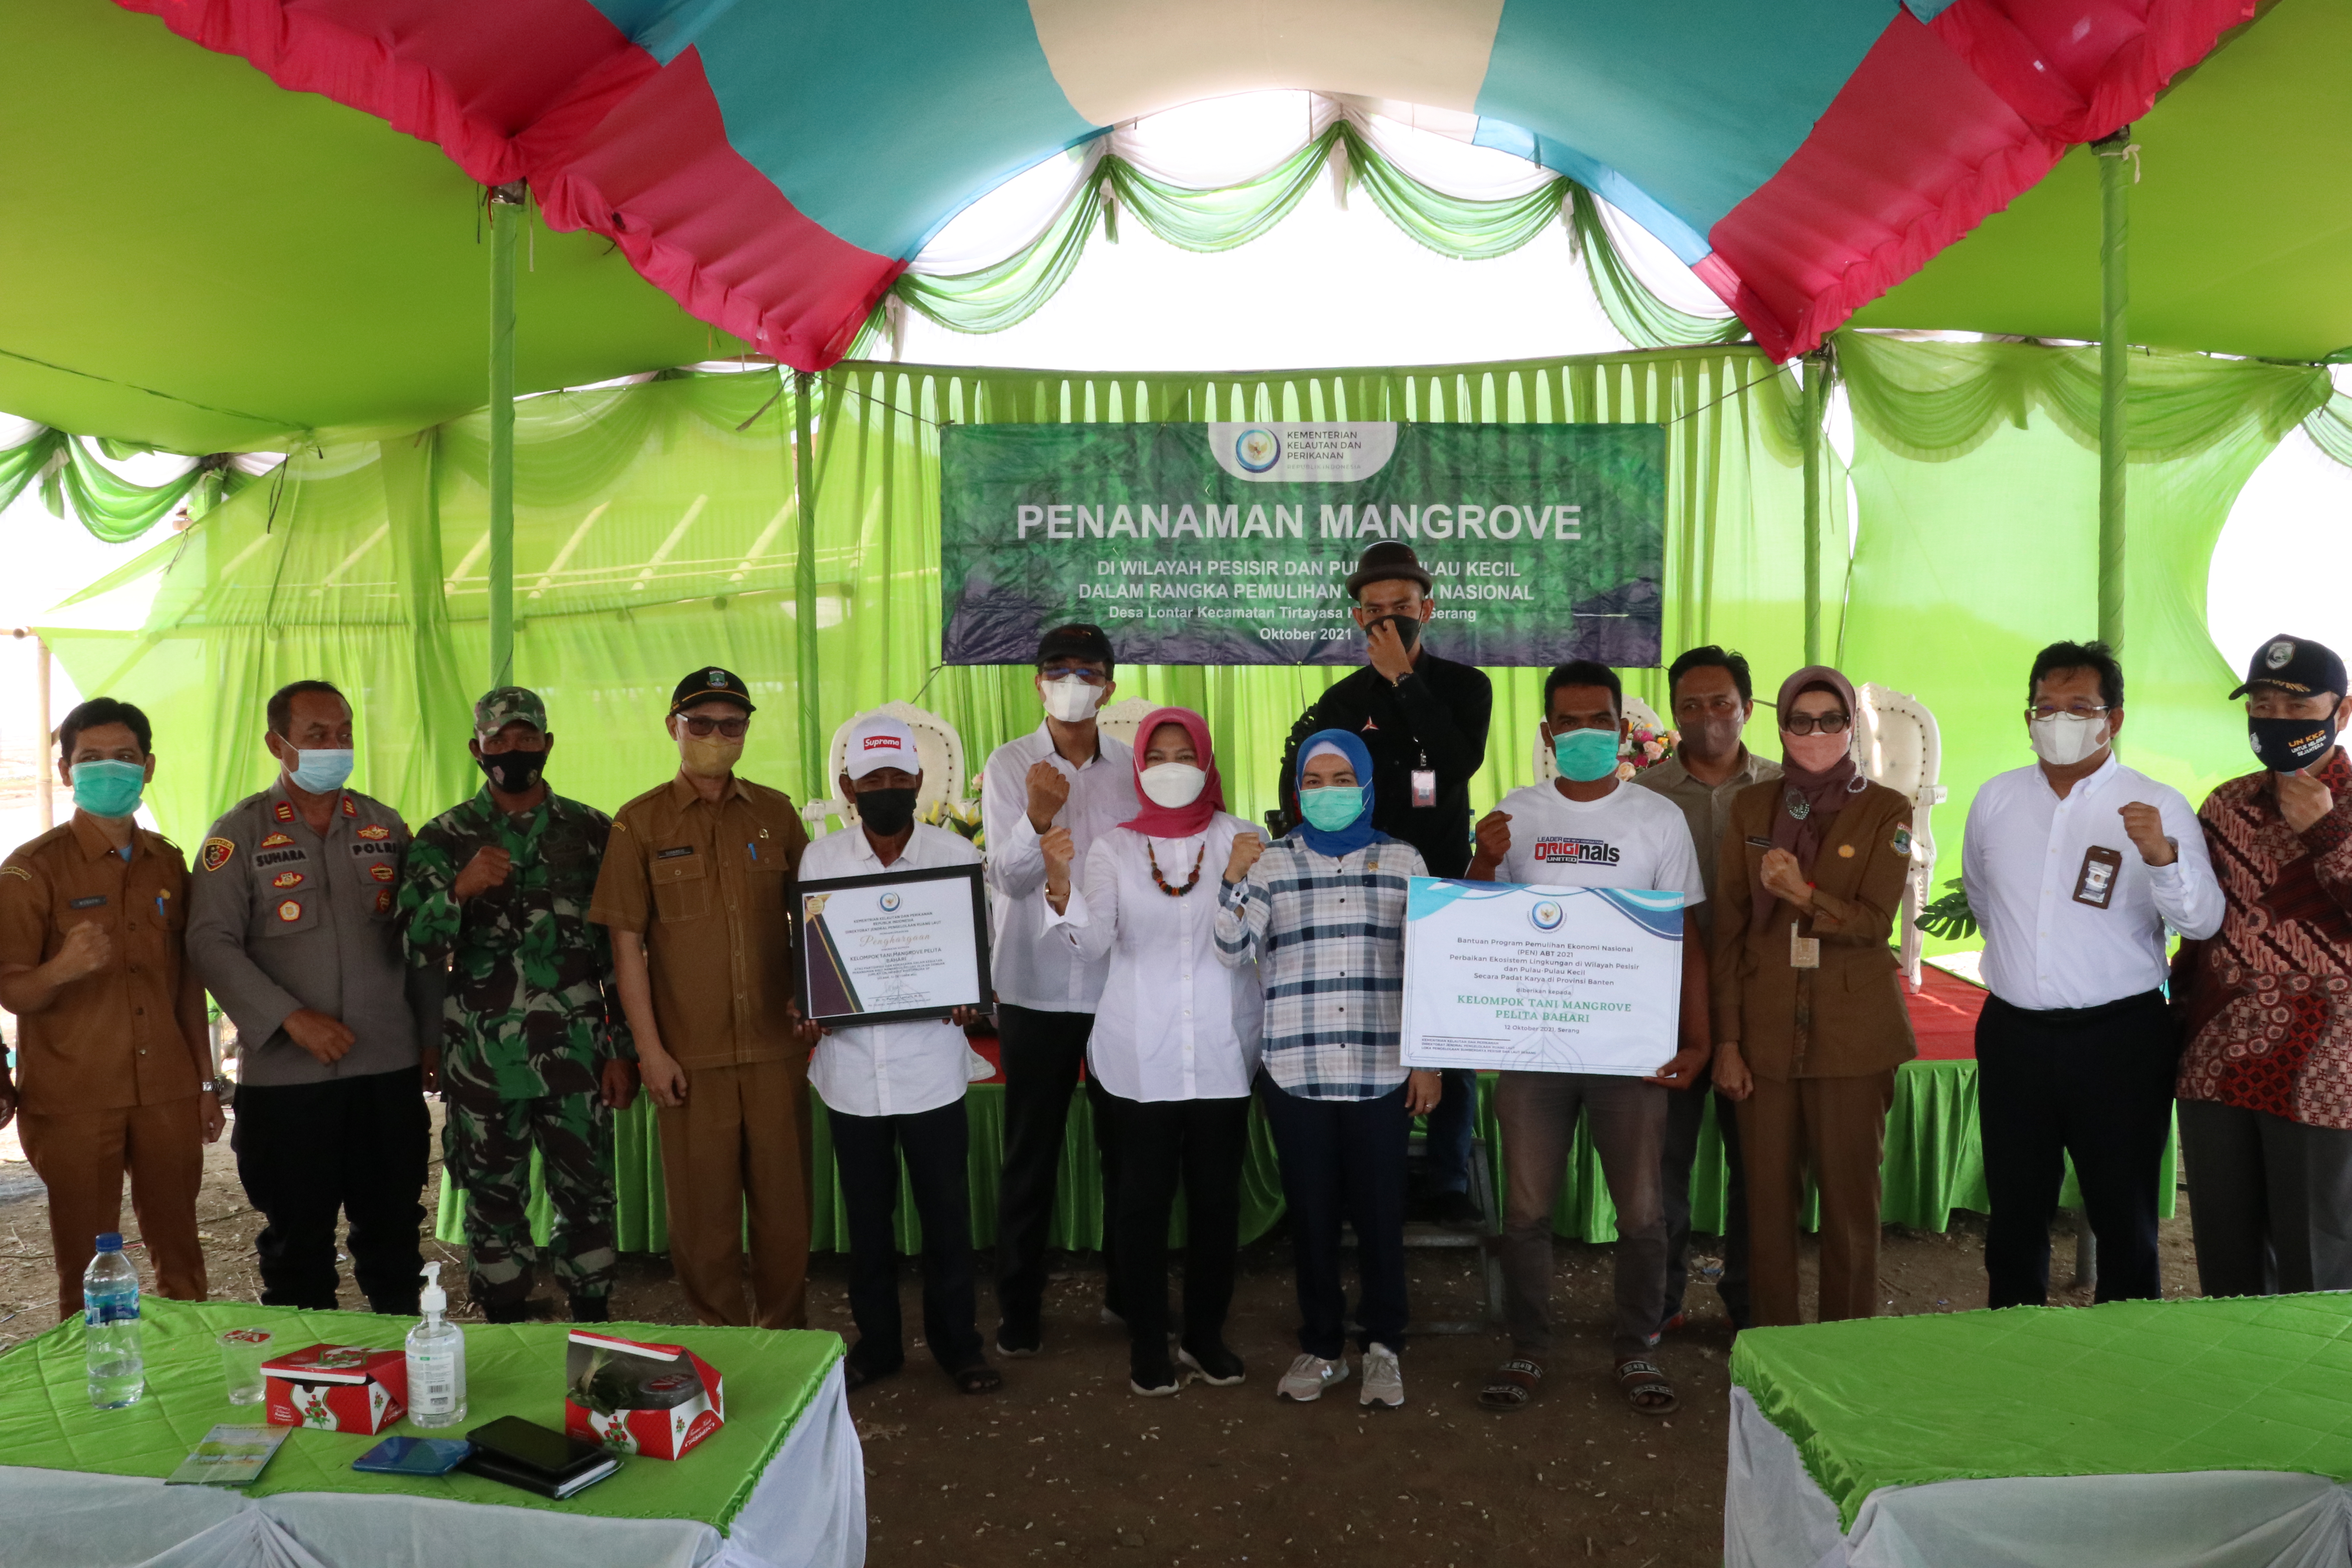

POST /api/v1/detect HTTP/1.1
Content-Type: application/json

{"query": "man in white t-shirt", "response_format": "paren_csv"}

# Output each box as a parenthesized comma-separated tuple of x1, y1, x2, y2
(1467, 661, 1711, 1419)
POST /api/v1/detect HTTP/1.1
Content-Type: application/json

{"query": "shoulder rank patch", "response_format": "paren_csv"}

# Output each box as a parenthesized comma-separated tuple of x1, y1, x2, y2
(1892, 826, 1914, 857)
(369, 862, 395, 884)
(342, 795, 359, 818)
(271, 870, 306, 889)
(259, 831, 294, 849)
(356, 824, 392, 842)
(0, 865, 29, 882)
(273, 800, 295, 822)
(200, 838, 236, 873)
(275, 898, 303, 923)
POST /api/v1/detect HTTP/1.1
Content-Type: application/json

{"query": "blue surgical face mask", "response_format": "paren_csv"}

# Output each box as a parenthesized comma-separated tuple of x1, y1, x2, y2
(1298, 785, 1365, 831)
(286, 747, 355, 795)
(1552, 726, 1622, 783)
(70, 759, 146, 820)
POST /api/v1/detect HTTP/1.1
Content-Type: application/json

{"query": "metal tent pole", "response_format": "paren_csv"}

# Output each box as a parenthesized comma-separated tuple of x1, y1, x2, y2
(1801, 352, 1826, 667)
(792, 370, 823, 794)
(2095, 131, 2133, 652)
(33, 634, 51, 833)
(486, 181, 526, 689)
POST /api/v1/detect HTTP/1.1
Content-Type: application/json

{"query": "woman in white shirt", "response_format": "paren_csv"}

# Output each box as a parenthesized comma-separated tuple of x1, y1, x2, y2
(1044, 706, 1263, 1396)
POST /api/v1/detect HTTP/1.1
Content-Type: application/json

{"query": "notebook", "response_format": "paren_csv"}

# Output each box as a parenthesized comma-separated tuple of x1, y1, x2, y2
(165, 1425, 288, 1487)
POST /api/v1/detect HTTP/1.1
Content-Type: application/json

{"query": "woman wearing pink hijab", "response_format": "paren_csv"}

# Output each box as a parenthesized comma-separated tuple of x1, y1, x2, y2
(1043, 707, 1264, 1396)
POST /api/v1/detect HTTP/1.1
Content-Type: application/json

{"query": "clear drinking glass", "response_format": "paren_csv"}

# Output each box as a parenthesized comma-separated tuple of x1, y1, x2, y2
(219, 1328, 274, 1405)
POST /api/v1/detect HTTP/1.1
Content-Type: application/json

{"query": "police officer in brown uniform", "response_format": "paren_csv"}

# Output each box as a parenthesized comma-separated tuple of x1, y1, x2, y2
(186, 680, 436, 1314)
(0, 698, 222, 1319)
(590, 667, 813, 1329)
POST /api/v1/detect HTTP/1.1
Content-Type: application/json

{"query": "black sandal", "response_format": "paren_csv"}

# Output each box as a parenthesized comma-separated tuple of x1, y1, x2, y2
(954, 1363, 1003, 1396)
(1615, 1357, 1679, 1416)
(1477, 1357, 1543, 1412)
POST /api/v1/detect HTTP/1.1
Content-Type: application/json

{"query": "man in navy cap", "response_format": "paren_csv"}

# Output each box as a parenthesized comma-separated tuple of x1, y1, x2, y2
(589, 667, 814, 1328)
(1278, 542, 1493, 1226)
(2177, 634, 2352, 1295)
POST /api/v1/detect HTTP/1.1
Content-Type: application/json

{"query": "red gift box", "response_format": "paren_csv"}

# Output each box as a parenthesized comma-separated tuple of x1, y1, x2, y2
(564, 1330, 724, 1460)
(260, 1343, 408, 1434)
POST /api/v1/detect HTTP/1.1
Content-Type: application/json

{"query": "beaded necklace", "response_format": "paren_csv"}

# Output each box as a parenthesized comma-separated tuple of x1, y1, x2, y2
(1147, 841, 1205, 897)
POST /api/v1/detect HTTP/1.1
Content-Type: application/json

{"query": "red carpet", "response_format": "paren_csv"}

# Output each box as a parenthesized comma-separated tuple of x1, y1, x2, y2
(1907, 964, 1986, 1062)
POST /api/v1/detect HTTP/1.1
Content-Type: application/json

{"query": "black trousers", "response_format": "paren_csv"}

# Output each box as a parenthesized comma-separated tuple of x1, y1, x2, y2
(993, 1005, 1121, 1336)
(232, 1067, 431, 1314)
(1977, 989, 2175, 1308)
(1260, 1077, 1408, 1359)
(829, 1098, 984, 1377)
(1661, 1080, 1752, 1328)
(1103, 1090, 1250, 1375)
(2177, 1097, 2352, 1297)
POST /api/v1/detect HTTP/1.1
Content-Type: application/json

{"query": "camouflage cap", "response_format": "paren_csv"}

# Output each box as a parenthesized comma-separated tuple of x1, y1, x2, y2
(474, 686, 548, 738)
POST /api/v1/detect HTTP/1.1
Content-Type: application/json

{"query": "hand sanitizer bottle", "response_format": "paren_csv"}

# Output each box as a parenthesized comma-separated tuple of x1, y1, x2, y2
(405, 1263, 466, 1428)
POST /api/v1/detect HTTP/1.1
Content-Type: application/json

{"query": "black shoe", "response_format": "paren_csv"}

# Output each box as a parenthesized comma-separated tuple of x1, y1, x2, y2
(1130, 1356, 1180, 1397)
(845, 1356, 904, 1392)
(479, 1298, 530, 1326)
(995, 1325, 1043, 1358)
(569, 1294, 612, 1324)
(1432, 1190, 1483, 1230)
(1177, 1341, 1246, 1386)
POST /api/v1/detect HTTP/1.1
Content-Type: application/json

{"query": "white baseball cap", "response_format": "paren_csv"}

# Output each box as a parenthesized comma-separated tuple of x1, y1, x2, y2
(842, 713, 922, 779)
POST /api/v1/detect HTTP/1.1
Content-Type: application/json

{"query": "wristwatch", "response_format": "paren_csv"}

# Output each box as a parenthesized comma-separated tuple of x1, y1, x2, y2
(197, 1078, 224, 1096)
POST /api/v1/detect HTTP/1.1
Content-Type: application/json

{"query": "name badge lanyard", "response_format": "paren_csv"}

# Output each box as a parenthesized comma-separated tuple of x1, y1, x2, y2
(1411, 746, 1436, 809)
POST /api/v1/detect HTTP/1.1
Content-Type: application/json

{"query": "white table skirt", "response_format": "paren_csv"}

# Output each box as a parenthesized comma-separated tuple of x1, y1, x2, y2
(0, 1362, 864, 1568)
(1726, 1385, 2352, 1568)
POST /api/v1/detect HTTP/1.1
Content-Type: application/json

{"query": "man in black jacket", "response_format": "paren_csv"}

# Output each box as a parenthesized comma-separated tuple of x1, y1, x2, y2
(1278, 541, 1493, 1225)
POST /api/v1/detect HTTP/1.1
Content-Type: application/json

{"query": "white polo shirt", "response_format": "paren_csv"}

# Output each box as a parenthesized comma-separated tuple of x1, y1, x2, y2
(1490, 778, 1708, 907)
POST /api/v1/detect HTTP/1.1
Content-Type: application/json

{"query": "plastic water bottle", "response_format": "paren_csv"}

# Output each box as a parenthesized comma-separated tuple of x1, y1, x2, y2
(84, 1233, 143, 1410)
(405, 1263, 466, 1428)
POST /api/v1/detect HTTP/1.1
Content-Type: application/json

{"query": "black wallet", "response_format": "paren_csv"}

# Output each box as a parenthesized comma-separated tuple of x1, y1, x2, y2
(458, 1417, 620, 1500)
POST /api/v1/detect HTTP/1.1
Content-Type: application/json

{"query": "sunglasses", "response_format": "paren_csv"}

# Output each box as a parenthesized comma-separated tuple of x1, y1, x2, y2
(678, 715, 750, 739)
(1781, 713, 1850, 736)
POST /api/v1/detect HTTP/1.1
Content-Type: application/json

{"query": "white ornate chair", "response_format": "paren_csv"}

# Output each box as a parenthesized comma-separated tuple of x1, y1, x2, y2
(800, 701, 967, 837)
(1093, 696, 1158, 754)
(1532, 693, 1669, 782)
(1855, 681, 1948, 991)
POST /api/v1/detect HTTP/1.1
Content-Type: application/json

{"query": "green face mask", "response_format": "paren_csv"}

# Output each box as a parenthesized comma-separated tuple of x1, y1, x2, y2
(1552, 727, 1622, 783)
(1298, 785, 1365, 831)
(71, 759, 147, 819)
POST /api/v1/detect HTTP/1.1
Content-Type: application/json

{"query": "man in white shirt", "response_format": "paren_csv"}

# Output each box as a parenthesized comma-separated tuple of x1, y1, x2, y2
(1468, 661, 1711, 1418)
(803, 713, 999, 1394)
(979, 624, 1140, 1356)
(1962, 640, 2223, 1308)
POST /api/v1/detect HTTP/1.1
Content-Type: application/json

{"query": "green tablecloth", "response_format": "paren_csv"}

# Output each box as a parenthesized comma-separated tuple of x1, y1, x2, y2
(436, 1058, 2174, 1252)
(0, 1298, 840, 1530)
(1732, 1294, 2352, 1530)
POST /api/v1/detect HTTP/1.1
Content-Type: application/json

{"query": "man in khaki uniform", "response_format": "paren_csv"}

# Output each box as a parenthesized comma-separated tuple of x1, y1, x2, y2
(590, 666, 812, 1328)
(0, 698, 221, 1319)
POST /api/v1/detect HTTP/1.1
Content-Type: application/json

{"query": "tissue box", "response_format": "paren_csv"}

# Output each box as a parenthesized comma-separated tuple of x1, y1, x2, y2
(564, 1330, 724, 1459)
(260, 1344, 408, 1434)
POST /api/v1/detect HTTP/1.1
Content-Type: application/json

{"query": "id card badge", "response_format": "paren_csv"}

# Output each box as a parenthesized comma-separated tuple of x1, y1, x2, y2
(2073, 846, 2124, 910)
(1789, 923, 1821, 969)
(1411, 769, 1437, 808)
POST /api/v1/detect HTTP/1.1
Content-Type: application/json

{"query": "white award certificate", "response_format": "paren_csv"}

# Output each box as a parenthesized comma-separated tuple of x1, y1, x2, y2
(796, 864, 991, 1026)
(1400, 877, 1683, 1076)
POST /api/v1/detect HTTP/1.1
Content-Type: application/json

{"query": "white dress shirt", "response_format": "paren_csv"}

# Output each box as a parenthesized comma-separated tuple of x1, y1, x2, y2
(1045, 813, 1264, 1103)
(1962, 754, 2224, 1011)
(981, 723, 1139, 1013)
(804, 822, 990, 1119)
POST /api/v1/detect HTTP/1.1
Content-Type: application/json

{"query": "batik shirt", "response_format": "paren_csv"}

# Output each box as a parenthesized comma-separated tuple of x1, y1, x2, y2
(2178, 750, 2352, 1130)
(400, 786, 633, 1099)
(1213, 832, 1425, 1101)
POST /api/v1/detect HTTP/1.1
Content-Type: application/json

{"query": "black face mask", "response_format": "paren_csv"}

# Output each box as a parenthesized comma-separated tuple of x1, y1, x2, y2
(2249, 711, 2339, 773)
(1381, 614, 1422, 653)
(856, 786, 918, 836)
(478, 749, 547, 794)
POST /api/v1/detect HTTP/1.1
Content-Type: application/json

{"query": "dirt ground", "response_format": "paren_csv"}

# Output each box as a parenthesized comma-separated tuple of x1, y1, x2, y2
(0, 1107, 2205, 1568)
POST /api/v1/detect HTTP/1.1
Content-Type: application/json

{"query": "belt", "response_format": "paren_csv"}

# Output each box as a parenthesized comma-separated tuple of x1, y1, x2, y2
(1983, 987, 2167, 1027)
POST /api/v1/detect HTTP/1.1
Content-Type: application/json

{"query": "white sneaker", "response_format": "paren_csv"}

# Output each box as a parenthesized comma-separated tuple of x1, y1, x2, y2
(1359, 1343, 1404, 1409)
(1276, 1352, 1350, 1403)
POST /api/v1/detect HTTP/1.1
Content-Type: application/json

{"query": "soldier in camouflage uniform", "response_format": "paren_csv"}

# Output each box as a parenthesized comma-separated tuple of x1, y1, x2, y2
(399, 686, 639, 1324)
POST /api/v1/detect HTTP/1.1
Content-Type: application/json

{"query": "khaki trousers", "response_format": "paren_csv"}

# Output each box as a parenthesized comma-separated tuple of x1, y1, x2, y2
(656, 1057, 811, 1329)
(20, 1097, 207, 1321)
(1741, 1071, 1895, 1328)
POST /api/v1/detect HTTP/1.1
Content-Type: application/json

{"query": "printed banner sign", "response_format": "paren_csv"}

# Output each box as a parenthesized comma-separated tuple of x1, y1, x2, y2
(940, 422, 1664, 666)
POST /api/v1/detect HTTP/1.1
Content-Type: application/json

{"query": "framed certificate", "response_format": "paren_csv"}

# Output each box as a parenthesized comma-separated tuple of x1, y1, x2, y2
(794, 864, 992, 1027)
(1401, 876, 1684, 1076)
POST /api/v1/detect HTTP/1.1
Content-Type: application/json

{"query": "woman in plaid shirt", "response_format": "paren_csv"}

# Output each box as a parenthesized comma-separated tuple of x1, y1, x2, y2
(1215, 728, 1442, 1409)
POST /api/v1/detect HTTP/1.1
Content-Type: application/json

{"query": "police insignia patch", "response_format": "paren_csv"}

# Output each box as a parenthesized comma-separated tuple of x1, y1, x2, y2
(273, 801, 294, 822)
(271, 871, 305, 889)
(276, 899, 303, 923)
(374, 887, 393, 913)
(259, 832, 294, 849)
(0, 865, 28, 882)
(356, 824, 391, 842)
(1892, 827, 1914, 857)
(369, 862, 395, 884)
(201, 838, 236, 872)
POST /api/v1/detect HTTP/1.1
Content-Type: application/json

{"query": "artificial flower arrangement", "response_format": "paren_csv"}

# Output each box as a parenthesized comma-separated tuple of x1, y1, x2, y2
(1617, 721, 1679, 782)
(921, 794, 985, 852)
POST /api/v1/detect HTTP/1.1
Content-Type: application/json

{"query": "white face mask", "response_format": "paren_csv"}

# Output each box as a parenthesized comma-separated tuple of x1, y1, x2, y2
(2029, 712, 2110, 767)
(1040, 674, 1103, 724)
(1138, 762, 1207, 809)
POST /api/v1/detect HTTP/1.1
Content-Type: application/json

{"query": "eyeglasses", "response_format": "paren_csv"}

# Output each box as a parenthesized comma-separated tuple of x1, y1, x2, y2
(2026, 704, 2110, 722)
(1041, 666, 1109, 686)
(679, 715, 749, 738)
(1781, 713, 1850, 736)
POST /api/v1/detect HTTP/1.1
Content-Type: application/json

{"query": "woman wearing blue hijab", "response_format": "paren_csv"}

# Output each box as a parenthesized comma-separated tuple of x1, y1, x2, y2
(1213, 728, 1441, 1409)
